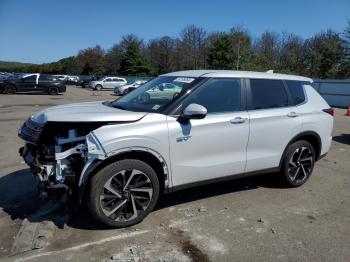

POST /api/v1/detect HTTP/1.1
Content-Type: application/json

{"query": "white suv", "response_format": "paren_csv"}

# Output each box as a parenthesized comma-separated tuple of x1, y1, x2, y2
(89, 76, 127, 90)
(18, 70, 333, 228)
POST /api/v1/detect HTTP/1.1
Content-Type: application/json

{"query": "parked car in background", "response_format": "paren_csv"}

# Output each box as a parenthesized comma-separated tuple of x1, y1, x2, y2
(89, 76, 127, 90)
(17, 70, 333, 228)
(1, 73, 66, 95)
(114, 79, 148, 95)
(53, 75, 69, 81)
(0, 72, 13, 80)
(67, 76, 80, 85)
(144, 82, 182, 100)
(0, 74, 12, 86)
(77, 76, 96, 88)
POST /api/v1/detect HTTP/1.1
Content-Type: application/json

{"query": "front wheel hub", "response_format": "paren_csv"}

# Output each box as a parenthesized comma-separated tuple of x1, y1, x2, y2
(100, 169, 153, 221)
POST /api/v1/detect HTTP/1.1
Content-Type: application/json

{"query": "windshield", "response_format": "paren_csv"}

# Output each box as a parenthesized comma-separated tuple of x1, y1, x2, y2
(111, 76, 199, 112)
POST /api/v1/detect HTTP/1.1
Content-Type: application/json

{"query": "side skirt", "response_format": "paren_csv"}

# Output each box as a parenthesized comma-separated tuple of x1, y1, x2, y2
(166, 167, 280, 193)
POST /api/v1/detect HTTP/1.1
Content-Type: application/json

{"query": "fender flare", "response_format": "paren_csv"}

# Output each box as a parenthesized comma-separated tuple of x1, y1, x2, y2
(77, 146, 170, 205)
(278, 131, 322, 169)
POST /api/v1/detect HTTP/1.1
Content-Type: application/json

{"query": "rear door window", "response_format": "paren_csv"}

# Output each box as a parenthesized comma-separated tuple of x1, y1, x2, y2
(248, 79, 288, 110)
(285, 80, 306, 105)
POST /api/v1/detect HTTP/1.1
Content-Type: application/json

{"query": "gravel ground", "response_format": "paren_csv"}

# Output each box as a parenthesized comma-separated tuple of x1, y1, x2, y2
(0, 86, 349, 262)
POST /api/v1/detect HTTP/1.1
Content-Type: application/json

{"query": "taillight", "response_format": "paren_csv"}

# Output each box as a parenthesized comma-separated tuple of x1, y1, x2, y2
(322, 108, 334, 116)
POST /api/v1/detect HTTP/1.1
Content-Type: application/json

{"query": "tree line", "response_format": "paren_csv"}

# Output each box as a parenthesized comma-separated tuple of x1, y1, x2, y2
(2, 22, 350, 79)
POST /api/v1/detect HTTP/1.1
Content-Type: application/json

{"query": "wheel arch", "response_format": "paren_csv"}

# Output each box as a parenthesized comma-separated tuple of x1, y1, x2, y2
(48, 85, 59, 92)
(78, 148, 170, 205)
(4, 83, 17, 93)
(279, 131, 322, 169)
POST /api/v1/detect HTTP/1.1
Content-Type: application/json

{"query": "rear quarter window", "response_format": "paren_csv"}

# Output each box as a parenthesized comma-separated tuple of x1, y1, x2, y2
(285, 80, 306, 105)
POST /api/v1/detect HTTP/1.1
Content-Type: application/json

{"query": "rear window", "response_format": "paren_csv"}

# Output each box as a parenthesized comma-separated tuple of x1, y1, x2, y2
(285, 80, 306, 105)
(249, 79, 288, 110)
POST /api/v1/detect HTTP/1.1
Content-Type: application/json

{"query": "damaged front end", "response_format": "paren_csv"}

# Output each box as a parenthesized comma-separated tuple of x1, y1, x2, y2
(18, 117, 106, 201)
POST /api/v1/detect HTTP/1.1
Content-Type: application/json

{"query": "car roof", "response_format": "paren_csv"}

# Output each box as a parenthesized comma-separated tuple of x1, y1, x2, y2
(161, 70, 313, 83)
(105, 76, 125, 78)
(23, 73, 39, 78)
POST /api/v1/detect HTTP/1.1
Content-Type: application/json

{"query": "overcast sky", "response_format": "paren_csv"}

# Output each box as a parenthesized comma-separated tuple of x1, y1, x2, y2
(0, 0, 349, 64)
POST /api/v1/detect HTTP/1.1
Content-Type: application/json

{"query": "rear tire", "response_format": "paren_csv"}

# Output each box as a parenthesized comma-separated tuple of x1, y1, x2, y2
(48, 86, 59, 95)
(88, 159, 160, 228)
(4, 85, 16, 94)
(280, 140, 315, 187)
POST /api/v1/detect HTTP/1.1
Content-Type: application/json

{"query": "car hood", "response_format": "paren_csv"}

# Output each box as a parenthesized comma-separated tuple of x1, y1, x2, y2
(31, 101, 147, 123)
(3, 78, 20, 83)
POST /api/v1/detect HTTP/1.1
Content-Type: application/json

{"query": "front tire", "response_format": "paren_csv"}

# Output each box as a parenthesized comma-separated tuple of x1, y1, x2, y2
(88, 159, 160, 228)
(95, 84, 102, 91)
(280, 140, 315, 187)
(4, 84, 16, 94)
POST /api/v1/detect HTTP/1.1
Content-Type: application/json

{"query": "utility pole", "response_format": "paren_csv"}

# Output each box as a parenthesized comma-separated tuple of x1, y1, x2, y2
(236, 39, 241, 70)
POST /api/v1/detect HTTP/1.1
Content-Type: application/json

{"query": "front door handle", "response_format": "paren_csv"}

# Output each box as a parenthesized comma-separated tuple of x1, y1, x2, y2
(230, 117, 246, 124)
(287, 112, 299, 118)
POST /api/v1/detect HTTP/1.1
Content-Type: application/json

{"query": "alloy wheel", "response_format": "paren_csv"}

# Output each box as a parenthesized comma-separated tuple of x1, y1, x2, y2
(5, 85, 15, 94)
(49, 87, 58, 95)
(288, 146, 314, 183)
(100, 169, 153, 221)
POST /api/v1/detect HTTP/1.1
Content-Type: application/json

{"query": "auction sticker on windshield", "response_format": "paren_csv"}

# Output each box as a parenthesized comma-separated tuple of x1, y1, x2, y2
(173, 77, 195, 83)
(152, 105, 161, 110)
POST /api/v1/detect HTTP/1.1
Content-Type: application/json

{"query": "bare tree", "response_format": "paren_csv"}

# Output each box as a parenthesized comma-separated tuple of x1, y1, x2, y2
(177, 25, 208, 69)
(104, 44, 122, 75)
(75, 45, 105, 75)
(279, 33, 304, 74)
(147, 36, 176, 74)
(229, 26, 253, 70)
(254, 31, 281, 69)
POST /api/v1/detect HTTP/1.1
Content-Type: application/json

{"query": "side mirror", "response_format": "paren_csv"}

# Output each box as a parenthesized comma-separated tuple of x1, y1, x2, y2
(159, 85, 164, 91)
(180, 103, 207, 122)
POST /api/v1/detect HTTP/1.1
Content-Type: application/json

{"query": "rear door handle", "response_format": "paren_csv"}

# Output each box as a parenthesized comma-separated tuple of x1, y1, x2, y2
(230, 117, 246, 124)
(287, 112, 299, 118)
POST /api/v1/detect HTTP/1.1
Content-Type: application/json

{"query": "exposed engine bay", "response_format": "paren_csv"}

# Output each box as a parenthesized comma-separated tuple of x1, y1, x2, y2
(18, 119, 107, 199)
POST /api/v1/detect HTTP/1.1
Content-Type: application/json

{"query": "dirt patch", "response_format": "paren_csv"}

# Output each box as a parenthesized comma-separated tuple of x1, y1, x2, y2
(170, 229, 210, 262)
